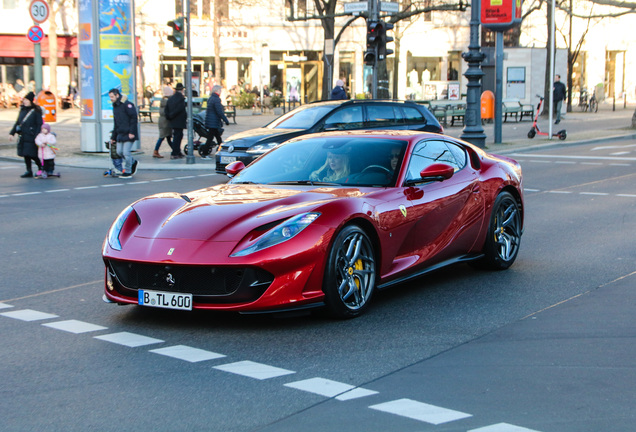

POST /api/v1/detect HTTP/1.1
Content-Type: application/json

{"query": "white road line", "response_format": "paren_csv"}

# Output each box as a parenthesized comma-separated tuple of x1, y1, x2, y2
(554, 161, 576, 164)
(213, 360, 295, 380)
(468, 423, 542, 432)
(0, 195, 9, 198)
(0, 303, 14, 309)
(580, 192, 609, 196)
(12, 192, 42, 196)
(510, 153, 636, 161)
(94, 331, 164, 347)
(548, 190, 572, 194)
(45, 189, 70, 193)
(369, 398, 472, 425)
(0, 309, 59, 321)
(43, 320, 108, 334)
(617, 194, 636, 197)
(284, 377, 378, 400)
(175, 176, 196, 179)
(101, 184, 125, 187)
(128, 181, 149, 184)
(1, 166, 18, 169)
(609, 163, 631, 166)
(151, 178, 173, 182)
(610, 151, 630, 155)
(150, 345, 226, 363)
(524, 188, 540, 192)
(528, 160, 551, 163)
(75, 186, 99, 190)
(580, 162, 603, 165)
(197, 173, 216, 177)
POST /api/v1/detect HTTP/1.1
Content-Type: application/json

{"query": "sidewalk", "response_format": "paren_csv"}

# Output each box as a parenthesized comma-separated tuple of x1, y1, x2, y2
(1, 102, 634, 171)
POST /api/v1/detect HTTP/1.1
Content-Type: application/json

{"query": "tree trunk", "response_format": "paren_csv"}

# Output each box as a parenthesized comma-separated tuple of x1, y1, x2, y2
(542, 3, 554, 117)
(320, 17, 335, 101)
(214, 0, 222, 86)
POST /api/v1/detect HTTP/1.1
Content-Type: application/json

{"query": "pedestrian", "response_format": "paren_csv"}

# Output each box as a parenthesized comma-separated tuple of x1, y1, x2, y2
(35, 123, 58, 178)
(204, 84, 230, 155)
(553, 74, 566, 124)
(330, 79, 348, 100)
(9, 91, 43, 178)
(108, 88, 139, 178)
(153, 85, 174, 158)
(164, 82, 187, 159)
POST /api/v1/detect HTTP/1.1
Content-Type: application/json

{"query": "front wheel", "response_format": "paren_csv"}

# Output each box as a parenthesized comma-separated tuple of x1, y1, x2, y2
(589, 99, 598, 113)
(558, 130, 567, 140)
(475, 191, 522, 270)
(527, 128, 536, 139)
(323, 225, 376, 318)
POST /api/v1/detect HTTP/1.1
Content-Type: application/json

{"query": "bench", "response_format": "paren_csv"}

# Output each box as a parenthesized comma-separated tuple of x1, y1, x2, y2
(138, 97, 162, 122)
(503, 99, 534, 122)
(427, 100, 467, 127)
(224, 105, 237, 124)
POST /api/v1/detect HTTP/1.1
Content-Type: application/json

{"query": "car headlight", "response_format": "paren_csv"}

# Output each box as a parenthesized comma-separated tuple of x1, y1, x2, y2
(231, 212, 320, 257)
(107, 206, 134, 251)
(246, 142, 280, 154)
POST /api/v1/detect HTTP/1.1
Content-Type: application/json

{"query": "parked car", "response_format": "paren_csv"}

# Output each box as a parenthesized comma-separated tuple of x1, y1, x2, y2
(215, 100, 443, 172)
(103, 130, 524, 319)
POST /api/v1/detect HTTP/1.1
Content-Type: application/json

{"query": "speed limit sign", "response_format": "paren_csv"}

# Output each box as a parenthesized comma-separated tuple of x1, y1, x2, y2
(30, 0, 50, 24)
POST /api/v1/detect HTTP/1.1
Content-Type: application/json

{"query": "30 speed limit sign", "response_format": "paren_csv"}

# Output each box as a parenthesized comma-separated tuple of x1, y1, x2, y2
(30, 0, 50, 24)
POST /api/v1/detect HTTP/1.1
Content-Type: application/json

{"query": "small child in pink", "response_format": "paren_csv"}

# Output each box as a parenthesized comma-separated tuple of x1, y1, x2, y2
(35, 123, 58, 178)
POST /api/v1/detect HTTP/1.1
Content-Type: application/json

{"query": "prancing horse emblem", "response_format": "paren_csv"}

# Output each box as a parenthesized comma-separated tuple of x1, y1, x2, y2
(399, 205, 407, 217)
(165, 273, 175, 288)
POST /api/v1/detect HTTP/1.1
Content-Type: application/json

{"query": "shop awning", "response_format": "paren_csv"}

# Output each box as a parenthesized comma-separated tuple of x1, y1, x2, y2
(0, 35, 142, 58)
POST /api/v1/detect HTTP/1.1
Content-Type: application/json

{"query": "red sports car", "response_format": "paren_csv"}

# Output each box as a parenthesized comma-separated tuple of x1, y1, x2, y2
(103, 131, 523, 318)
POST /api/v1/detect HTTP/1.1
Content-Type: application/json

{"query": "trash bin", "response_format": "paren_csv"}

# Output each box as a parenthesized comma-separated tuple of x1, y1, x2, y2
(481, 90, 494, 122)
(36, 90, 57, 123)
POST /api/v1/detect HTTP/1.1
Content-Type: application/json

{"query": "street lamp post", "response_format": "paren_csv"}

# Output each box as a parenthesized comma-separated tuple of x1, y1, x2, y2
(158, 39, 165, 86)
(460, 0, 487, 148)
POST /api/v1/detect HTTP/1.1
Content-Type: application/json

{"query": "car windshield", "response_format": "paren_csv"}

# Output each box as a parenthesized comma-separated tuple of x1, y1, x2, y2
(230, 136, 408, 187)
(267, 105, 336, 130)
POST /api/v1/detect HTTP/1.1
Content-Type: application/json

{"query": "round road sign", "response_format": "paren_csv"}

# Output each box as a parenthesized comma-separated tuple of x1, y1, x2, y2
(30, 0, 50, 23)
(27, 25, 45, 44)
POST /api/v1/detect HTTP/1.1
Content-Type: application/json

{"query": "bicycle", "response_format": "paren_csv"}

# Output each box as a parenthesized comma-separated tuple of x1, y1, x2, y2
(579, 89, 589, 112)
(588, 92, 598, 113)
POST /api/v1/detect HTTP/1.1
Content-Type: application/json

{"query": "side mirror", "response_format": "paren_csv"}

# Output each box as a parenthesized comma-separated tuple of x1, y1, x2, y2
(420, 163, 454, 182)
(225, 161, 246, 177)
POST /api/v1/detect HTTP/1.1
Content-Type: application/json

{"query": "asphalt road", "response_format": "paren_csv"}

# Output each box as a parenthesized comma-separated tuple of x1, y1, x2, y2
(1, 138, 634, 432)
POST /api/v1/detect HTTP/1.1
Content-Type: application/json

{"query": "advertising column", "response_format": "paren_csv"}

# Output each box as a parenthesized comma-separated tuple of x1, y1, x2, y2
(79, 0, 137, 152)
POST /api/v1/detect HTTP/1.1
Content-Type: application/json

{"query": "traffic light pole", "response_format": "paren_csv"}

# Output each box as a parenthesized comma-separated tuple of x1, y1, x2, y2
(368, 0, 378, 99)
(185, 0, 195, 164)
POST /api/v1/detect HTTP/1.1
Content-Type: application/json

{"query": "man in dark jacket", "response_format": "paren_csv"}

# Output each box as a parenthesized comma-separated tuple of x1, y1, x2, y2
(553, 74, 566, 124)
(164, 82, 187, 159)
(109, 88, 139, 178)
(330, 80, 348, 100)
(9, 91, 43, 178)
(204, 85, 230, 154)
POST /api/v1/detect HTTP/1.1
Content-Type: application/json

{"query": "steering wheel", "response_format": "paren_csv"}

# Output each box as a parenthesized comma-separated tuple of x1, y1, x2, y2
(361, 165, 392, 175)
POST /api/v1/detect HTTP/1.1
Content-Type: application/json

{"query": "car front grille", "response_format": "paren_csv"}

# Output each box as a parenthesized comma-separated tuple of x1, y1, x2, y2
(107, 260, 274, 304)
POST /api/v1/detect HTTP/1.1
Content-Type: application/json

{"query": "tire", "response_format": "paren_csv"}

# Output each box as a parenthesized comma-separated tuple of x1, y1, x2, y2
(323, 225, 376, 318)
(590, 99, 598, 113)
(198, 142, 212, 157)
(558, 130, 567, 140)
(475, 191, 522, 270)
(527, 128, 536, 139)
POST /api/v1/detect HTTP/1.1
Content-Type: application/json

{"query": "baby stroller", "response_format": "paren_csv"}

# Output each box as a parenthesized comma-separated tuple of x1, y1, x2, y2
(183, 112, 222, 158)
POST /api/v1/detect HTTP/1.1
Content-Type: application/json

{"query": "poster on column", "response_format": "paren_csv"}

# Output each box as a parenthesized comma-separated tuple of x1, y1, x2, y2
(78, 0, 96, 119)
(99, 0, 134, 119)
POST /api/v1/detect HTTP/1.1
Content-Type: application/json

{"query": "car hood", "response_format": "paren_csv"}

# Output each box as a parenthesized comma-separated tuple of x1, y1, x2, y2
(224, 128, 304, 148)
(130, 184, 368, 242)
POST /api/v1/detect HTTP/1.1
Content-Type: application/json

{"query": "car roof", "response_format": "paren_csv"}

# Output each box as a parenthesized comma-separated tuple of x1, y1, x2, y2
(306, 99, 427, 108)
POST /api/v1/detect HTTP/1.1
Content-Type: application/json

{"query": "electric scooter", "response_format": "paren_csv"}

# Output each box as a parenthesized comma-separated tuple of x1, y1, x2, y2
(527, 94, 567, 140)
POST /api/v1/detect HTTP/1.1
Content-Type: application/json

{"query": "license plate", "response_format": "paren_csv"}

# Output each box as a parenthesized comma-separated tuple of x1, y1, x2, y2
(221, 156, 237, 164)
(138, 289, 192, 311)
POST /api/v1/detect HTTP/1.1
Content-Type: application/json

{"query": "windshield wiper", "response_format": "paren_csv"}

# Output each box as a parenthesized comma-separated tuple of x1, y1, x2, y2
(267, 180, 341, 186)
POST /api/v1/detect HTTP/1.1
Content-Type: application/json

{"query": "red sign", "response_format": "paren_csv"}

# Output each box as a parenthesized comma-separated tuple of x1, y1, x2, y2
(27, 25, 45, 43)
(29, 0, 50, 23)
(481, 0, 519, 31)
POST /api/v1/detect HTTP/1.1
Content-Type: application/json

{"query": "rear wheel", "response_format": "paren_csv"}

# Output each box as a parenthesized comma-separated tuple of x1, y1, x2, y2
(558, 130, 567, 140)
(323, 225, 376, 318)
(589, 98, 598, 113)
(476, 191, 522, 270)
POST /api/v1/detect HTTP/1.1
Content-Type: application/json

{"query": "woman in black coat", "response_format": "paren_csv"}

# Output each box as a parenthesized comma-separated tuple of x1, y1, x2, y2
(204, 85, 230, 153)
(9, 92, 43, 178)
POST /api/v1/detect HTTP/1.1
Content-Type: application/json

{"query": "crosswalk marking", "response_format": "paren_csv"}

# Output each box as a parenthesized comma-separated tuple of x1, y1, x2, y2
(0, 303, 13, 309)
(94, 331, 164, 347)
(214, 360, 295, 380)
(150, 345, 225, 363)
(468, 423, 542, 432)
(369, 398, 472, 425)
(284, 377, 378, 400)
(43, 319, 108, 334)
(0, 309, 58, 321)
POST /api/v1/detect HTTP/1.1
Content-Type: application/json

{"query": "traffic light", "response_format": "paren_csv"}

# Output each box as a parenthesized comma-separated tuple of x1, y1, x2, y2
(378, 21, 394, 61)
(167, 17, 185, 49)
(365, 20, 381, 66)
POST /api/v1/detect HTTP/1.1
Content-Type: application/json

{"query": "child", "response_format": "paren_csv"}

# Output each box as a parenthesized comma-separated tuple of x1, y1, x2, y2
(34, 123, 58, 178)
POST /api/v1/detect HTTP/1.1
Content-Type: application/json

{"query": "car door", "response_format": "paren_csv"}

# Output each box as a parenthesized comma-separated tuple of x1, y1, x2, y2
(401, 139, 485, 268)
